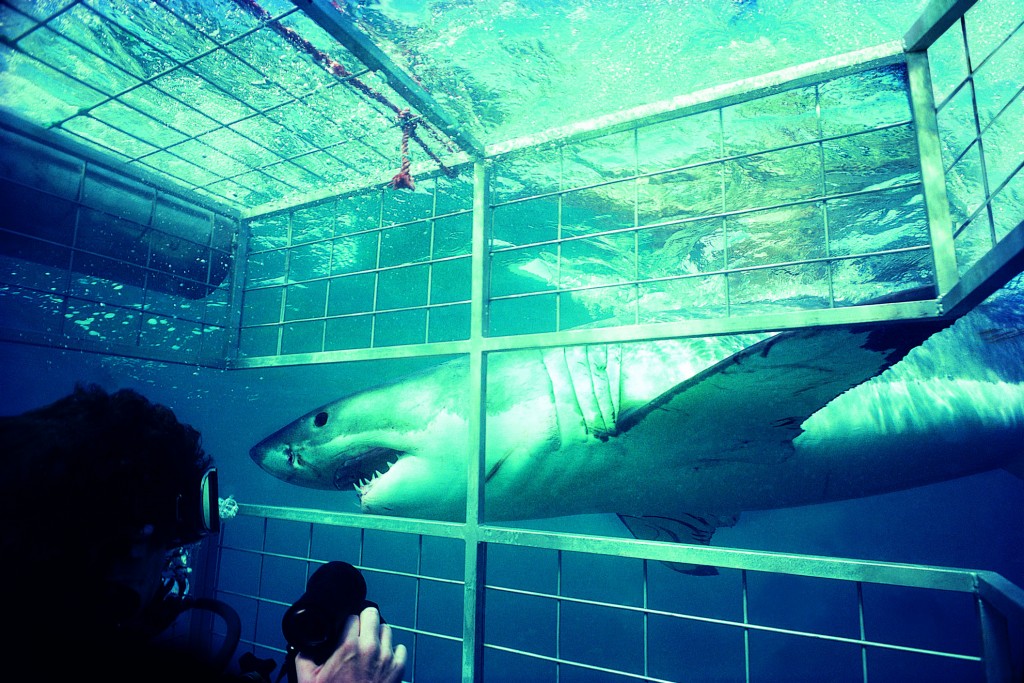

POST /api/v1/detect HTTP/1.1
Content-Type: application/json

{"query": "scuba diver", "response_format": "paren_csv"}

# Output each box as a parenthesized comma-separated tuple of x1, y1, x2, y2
(0, 385, 404, 683)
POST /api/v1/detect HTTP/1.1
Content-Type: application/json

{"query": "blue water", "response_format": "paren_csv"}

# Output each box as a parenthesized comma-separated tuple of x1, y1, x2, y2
(2, 277, 1022, 681)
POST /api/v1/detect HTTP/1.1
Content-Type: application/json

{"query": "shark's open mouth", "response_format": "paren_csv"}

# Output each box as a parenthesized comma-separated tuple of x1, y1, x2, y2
(333, 446, 405, 494)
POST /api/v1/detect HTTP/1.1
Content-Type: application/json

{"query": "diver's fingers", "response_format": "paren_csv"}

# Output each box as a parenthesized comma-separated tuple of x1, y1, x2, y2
(379, 619, 393, 652)
(294, 609, 406, 683)
(356, 605, 382, 651)
(357, 608, 406, 683)
(390, 643, 409, 680)
(294, 614, 360, 682)
(293, 652, 322, 682)
(378, 621, 408, 681)
(341, 611, 361, 645)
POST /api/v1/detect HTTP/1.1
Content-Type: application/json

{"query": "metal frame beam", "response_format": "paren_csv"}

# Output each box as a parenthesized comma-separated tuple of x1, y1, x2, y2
(240, 153, 474, 220)
(977, 573, 1024, 683)
(904, 0, 980, 52)
(291, 0, 485, 157)
(906, 50, 961, 295)
(228, 297, 944, 369)
(461, 160, 490, 683)
(233, 501, 1011, 595)
(942, 217, 1024, 317)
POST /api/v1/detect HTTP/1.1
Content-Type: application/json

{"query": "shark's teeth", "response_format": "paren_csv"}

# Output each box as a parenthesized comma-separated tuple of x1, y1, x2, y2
(351, 456, 403, 498)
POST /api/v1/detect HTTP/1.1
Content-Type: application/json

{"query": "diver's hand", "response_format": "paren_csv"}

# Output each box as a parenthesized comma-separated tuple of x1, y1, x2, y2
(295, 606, 407, 683)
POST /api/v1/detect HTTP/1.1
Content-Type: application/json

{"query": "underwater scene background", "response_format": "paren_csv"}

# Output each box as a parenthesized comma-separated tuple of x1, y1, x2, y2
(2, 0, 1023, 681)
(2, 279, 1023, 681)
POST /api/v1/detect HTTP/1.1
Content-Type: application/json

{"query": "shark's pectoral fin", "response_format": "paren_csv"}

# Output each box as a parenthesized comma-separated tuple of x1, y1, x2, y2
(615, 310, 952, 464)
(617, 512, 739, 576)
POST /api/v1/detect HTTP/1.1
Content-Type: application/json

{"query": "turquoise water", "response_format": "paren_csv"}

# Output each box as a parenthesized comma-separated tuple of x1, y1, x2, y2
(351, 0, 935, 144)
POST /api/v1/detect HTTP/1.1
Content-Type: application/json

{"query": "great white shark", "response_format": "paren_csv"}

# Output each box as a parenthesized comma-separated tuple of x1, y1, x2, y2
(250, 286, 1024, 561)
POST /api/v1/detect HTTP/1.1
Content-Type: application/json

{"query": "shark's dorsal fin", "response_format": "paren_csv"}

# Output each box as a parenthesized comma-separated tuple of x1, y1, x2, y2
(618, 513, 739, 575)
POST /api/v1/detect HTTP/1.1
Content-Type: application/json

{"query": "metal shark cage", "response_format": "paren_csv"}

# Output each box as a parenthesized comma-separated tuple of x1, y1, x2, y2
(1, 0, 1023, 680)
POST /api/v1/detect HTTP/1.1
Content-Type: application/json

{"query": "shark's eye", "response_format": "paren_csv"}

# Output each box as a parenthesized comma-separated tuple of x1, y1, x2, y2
(314, 411, 329, 427)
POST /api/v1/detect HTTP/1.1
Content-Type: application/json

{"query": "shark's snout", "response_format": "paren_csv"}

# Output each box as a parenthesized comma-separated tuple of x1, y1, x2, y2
(249, 436, 307, 483)
(249, 436, 286, 470)
(249, 442, 268, 467)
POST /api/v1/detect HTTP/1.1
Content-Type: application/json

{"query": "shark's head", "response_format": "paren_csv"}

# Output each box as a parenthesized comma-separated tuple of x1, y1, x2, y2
(250, 361, 471, 520)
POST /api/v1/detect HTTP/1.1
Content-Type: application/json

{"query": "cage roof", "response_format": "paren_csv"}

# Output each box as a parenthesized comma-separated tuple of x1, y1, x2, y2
(0, 0, 934, 213)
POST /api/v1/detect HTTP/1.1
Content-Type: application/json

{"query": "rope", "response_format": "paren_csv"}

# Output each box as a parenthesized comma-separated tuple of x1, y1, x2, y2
(390, 110, 416, 190)
(231, 0, 459, 186)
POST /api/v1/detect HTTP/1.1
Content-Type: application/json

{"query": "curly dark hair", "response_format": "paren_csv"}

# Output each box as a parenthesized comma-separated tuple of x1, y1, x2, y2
(0, 384, 212, 574)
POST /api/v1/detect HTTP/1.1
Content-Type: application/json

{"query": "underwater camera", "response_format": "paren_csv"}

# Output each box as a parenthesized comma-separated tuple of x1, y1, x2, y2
(282, 561, 381, 665)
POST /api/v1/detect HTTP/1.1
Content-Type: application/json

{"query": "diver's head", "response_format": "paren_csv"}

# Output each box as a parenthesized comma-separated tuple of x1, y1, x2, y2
(0, 384, 218, 629)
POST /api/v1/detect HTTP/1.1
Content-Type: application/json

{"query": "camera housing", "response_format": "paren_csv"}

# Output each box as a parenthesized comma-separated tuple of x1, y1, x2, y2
(281, 561, 379, 665)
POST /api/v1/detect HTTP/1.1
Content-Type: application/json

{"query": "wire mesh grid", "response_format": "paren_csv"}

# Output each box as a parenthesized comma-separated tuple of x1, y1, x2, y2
(215, 508, 1016, 683)
(238, 167, 476, 357)
(485, 63, 936, 338)
(214, 513, 467, 682)
(0, 120, 238, 365)
(0, 0, 458, 211)
(232, 54, 943, 364)
(929, 4, 1024, 274)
